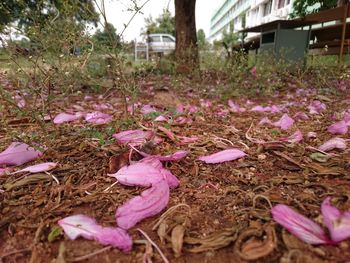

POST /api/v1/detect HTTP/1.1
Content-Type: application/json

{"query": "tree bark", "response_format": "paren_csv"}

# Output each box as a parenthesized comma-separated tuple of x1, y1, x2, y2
(174, 0, 199, 74)
(337, 0, 348, 6)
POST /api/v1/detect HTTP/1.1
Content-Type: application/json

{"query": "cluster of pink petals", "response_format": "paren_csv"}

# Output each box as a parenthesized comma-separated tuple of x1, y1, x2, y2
(198, 149, 246, 164)
(272, 197, 350, 245)
(279, 130, 303, 143)
(58, 214, 132, 251)
(273, 114, 295, 130)
(200, 99, 212, 108)
(53, 112, 85, 124)
(85, 111, 112, 124)
(251, 105, 281, 113)
(113, 129, 154, 146)
(308, 100, 326, 114)
(0, 142, 43, 167)
(318, 137, 347, 152)
(108, 150, 186, 230)
(228, 100, 246, 113)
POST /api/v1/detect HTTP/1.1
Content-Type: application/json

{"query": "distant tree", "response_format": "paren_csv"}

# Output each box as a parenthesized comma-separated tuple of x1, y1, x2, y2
(0, 0, 98, 32)
(143, 9, 175, 36)
(221, 23, 238, 59)
(197, 29, 208, 49)
(93, 23, 121, 51)
(174, 0, 198, 73)
(290, 0, 347, 17)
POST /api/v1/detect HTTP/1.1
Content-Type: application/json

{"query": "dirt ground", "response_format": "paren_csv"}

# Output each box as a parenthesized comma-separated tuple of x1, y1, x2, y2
(0, 73, 350, 263)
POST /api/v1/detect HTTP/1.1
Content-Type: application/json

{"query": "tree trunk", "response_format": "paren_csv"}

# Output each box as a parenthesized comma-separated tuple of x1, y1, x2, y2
(337, 0, 348, 6)
(174, 0, 199, 74)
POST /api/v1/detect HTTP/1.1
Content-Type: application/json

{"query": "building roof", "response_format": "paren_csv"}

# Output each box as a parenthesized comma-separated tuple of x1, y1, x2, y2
(240, 19, 315, 32)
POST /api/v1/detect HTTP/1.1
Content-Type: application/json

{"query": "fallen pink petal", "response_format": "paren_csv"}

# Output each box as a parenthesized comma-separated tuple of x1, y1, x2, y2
(321, 197, 350, 243)
(11, 162, 58, 174)
(271, 204, 330, 245)
(113, 130, 153, 145)
(273, 114, 295, 130)
(141, 104, 157, 114)
(198, 149, 246, 164)
(85, 112, 112, 124)
(258, 117, 272, 126)
(53, 112, 84, 124)
(280, 130, 303, 143)
(58, 214, 132, 251)
(0, 142, 43, 167)
(318, 137, 347, 152)
(116, 179, 170, 229)
(328, 120, 348, 135)
(109, 162, 164, 187)
(308, 100, 327, 114)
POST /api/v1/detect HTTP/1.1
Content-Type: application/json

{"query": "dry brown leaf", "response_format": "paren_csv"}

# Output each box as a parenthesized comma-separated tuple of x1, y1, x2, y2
(234, 225, 276, 261)
(171, 225, 185, 257)
(108, 152, 129, 173)
(157, 221, 168, 244)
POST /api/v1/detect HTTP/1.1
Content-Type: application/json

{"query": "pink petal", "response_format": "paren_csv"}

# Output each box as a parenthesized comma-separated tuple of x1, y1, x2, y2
(116, 179, 169, 229)
(113, 130, 153, 146)
(271, 204, 330, 245)
(273, 114, 294, 130)
(258, 117, 272, 126)
(158, 126, 176, 141)
(175, 116, 193, 125)
(328, 120, 348, 135)
(318, 137, 347, 152)
(141, 105, 157, 115)
(280, 130, 303, 143)
(85, 112, 112, 124)
(293, 112, 309, 121)
(308, 100, 326, 114)
(176, 104, 184, 114)
(0, 142, 43, 167)
(109, 163, 163, 187)
(198, 149, 246, 164)
(228, 100, 245, 113)
(58, 214, 132, 251)
(321, 197, 350, 243)
(139, 157, 179, 188)
(251, 105, 266, 112)
(11, 162, 57, 174)
(178, 136, 199, 144)
(53, 113, 83, 124)
(154, 115, 168, 122)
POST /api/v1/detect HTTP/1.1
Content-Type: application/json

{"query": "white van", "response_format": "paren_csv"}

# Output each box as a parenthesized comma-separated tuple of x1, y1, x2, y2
(147, 34, 176, 53)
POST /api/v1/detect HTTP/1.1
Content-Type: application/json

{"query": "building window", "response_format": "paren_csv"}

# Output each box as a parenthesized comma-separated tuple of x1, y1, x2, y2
(277, 0, 285, 9)
(263, 0, 272, 16)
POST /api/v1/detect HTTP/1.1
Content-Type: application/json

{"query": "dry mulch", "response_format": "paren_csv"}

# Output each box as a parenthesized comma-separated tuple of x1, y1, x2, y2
(0, 74, 350, 263)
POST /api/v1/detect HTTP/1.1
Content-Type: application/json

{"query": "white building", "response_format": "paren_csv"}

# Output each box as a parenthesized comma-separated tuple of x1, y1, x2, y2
(209, 0, 295, 42)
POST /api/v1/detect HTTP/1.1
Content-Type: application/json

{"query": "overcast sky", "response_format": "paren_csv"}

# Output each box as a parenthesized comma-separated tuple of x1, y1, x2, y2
(99, 0, 221, 41)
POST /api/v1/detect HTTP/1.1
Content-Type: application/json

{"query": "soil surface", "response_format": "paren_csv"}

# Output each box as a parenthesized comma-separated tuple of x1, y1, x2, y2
(1, 73, 350, 263)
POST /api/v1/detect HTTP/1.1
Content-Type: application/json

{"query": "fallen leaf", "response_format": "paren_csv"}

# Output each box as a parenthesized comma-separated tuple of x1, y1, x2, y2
(171, 225, 185, 258)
